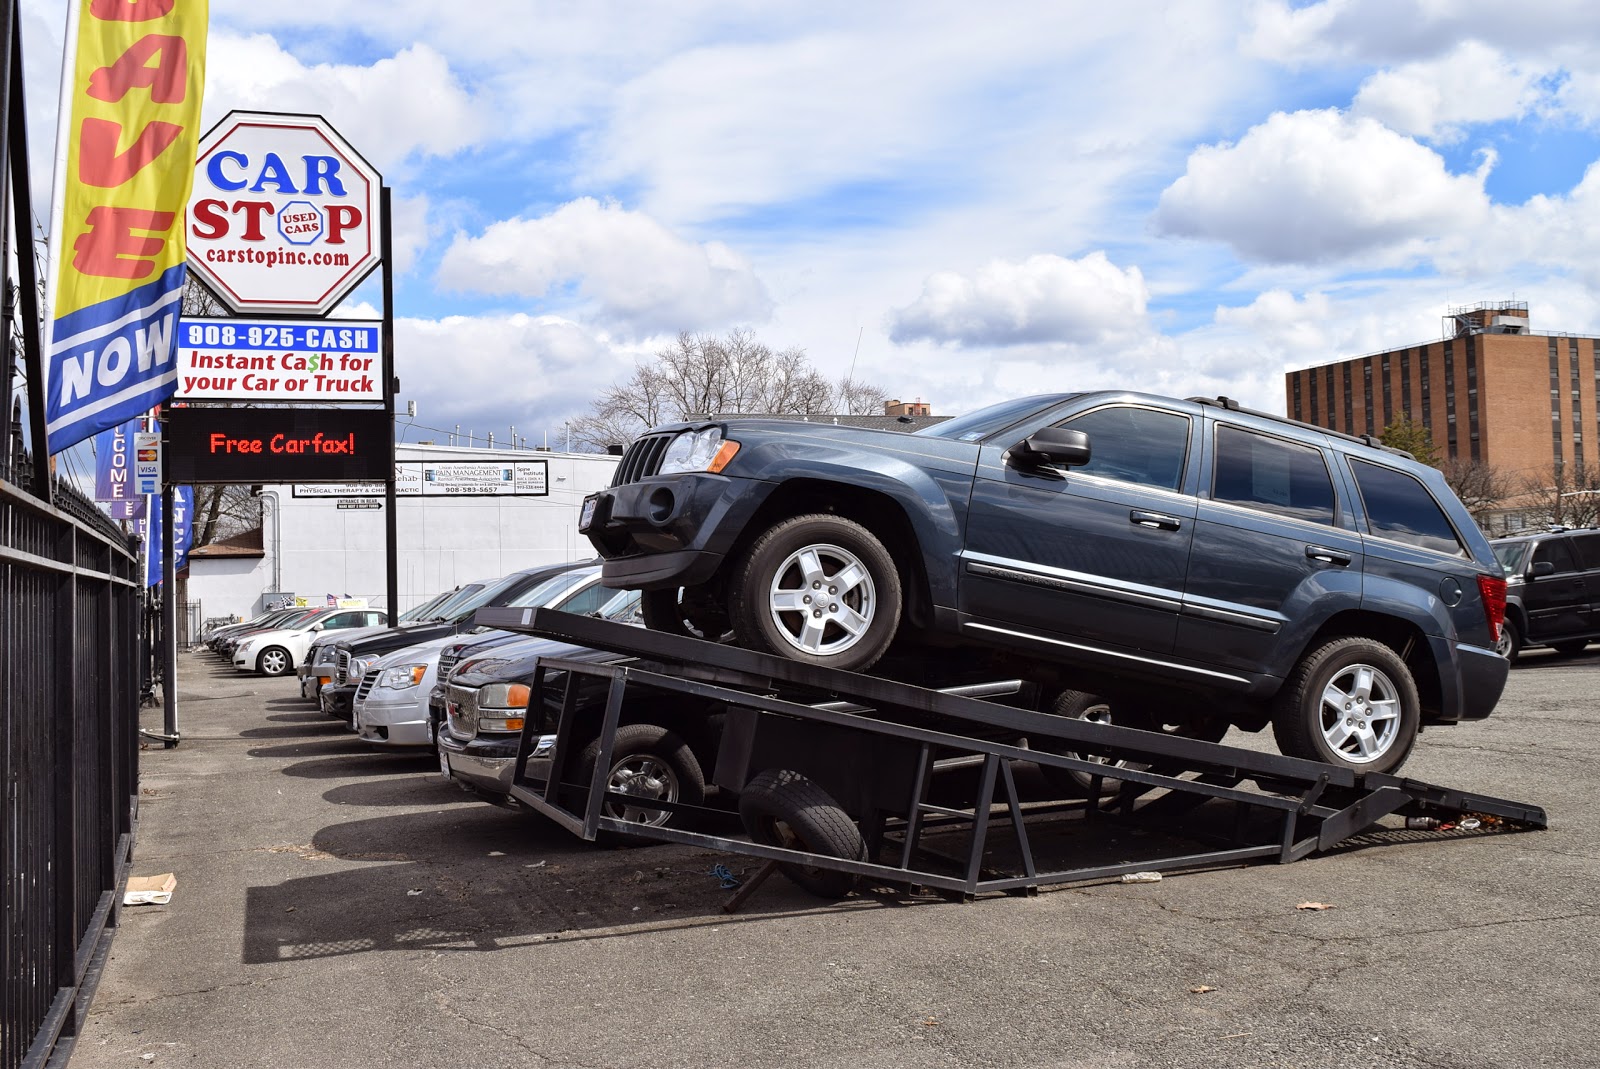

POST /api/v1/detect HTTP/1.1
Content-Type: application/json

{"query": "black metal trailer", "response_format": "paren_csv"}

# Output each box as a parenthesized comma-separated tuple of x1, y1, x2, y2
(475, 607, 1547, 904)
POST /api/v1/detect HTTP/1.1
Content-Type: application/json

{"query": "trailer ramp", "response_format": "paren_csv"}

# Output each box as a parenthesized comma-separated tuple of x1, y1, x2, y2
(475, 608, 1546, 902)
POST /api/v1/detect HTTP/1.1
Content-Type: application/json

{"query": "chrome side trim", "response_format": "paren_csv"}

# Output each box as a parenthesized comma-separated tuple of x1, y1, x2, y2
(1178, 600, 1283, 633)
(962, 621, 1252, 684)
(960, 551, 1180, 612)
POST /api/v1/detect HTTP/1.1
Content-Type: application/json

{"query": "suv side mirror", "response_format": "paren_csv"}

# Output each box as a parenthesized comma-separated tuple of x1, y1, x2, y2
(1010, 427, 1091, 468)
(1529, 560, 1555, 578)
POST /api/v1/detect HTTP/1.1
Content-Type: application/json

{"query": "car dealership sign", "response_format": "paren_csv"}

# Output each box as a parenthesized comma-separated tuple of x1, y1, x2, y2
(175, 317, 382, 402)
(187, 112, 382, 315)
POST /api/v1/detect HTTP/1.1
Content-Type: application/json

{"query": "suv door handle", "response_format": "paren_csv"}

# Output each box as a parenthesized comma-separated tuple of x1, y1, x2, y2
(1306, 545, 1352, 566)
(1130, 510, 1182, 531)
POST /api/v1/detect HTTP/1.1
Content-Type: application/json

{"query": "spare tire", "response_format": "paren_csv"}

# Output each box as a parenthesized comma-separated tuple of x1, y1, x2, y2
(738, 768, 867, 899)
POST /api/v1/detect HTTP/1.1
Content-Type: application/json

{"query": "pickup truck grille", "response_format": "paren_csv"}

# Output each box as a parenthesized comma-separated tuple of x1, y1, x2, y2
(335, 650, 350, 685)
(611, 433, 673, 486)
(445, 683, 479, 737)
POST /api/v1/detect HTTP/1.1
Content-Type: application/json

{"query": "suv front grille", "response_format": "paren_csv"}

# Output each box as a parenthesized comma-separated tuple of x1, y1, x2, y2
(438, 648, 461, 681)
(612, 433, 673, 486)
(336, 650, 350, 685)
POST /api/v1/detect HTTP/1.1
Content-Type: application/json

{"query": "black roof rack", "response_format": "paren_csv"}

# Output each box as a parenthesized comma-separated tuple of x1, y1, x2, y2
(1186, 396, 1414, 460)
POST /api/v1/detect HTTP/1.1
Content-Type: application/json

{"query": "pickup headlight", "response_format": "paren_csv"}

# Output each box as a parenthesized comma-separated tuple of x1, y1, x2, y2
(477, 682, 531, 733)
(348, 656, 376, 682)
(658, 427, 740, 474)
(377, 664, 428, 690)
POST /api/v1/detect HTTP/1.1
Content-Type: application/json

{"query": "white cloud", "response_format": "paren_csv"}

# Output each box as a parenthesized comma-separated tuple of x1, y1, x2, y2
(1245, 0, 1600, 66)
(201, 34, 489, 174)
(1154, 109, 1491, 265)
(1351, 41, 1547, 142)
(435, 198, 772, 336)
(888, 253, 1149, 348)
(395, 313, 637, 436)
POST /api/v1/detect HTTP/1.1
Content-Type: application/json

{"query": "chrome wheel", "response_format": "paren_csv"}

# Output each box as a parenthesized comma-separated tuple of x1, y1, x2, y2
(765, 542, 877, 656)
(1317, 662, 1402, 764)
(600, 754, 680, 827)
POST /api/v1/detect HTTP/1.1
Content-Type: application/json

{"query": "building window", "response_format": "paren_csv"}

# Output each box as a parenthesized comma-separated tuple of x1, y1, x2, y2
(1400, 350, 1412, 417)
(1419, 348, 1432, 433)
(1465, 334, 1479, 463)
(1443, 340, 1457, 459)
(1308, 368, 1318, 426)
(1363, 358, 1375, 434)
(1381, 356, 1393, 428)
(1551, 337, 1565, 470)
(1325, 366, 1335, 427)
(1342, 362, 1354, 435)
(1572, 339, 1585, 471)
(1292, 373, 1302, 421)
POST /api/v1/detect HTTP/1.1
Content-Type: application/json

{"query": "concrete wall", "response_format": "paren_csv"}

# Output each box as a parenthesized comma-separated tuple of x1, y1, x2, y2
(187, 445, 618, 621)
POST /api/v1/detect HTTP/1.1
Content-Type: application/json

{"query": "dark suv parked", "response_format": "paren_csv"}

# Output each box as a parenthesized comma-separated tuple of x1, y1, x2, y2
(581, 391, 1510, 774)
(1491, 527, 1600, 663)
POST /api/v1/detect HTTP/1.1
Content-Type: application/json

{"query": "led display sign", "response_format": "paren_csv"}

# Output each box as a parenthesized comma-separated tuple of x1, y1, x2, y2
(164, 407, 389, 484)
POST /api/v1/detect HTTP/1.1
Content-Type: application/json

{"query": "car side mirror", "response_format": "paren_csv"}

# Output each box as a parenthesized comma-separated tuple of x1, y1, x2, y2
(311, 622, 324, 631)
(1529, 560, 1555, 578)
(1009, 426, 1090, 468)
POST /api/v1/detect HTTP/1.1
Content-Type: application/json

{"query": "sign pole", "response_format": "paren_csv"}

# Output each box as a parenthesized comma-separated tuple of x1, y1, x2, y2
(161, 482, 177, 746)
(381, 186, 398, 626)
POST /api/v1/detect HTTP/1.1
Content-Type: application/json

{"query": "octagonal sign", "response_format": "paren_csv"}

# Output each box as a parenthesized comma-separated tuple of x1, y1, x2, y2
(187, 111, 383, 316)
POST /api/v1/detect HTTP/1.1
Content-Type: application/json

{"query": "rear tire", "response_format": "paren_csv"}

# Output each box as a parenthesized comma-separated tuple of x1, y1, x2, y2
(1495, 618, 1522, 663)
(730, 514, 901, 672)
(738, 769, 866, 899)
(1272, 637, 1419, 774)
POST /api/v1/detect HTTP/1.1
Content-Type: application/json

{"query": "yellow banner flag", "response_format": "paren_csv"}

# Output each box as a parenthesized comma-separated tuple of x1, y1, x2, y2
(46, 0, 208, 453)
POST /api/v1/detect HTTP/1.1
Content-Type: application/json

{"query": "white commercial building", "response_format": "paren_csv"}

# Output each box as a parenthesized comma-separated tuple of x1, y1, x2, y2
(186, 443, 618, 621)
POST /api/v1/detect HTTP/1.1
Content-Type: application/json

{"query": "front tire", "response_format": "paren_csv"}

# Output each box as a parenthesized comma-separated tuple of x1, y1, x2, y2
(730, 514, 901, 672)
(1271, 637, 1419, 774)
(739, 769, 867, 899)
(640, 587, 732, 641)
(577, 723, 705, 835)
(256, 645, 292, 677)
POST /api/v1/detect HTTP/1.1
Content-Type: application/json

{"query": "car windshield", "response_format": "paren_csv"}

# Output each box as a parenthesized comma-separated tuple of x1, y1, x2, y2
(1493, 540, 1531, 576)
(913, 394, 1076, 442)
(445, 572, 535, 619)
(425, 582, 489, 621)
(598, 589, 642, 621)
(400, 590, 453, 622)
(505, 568, 598, 609)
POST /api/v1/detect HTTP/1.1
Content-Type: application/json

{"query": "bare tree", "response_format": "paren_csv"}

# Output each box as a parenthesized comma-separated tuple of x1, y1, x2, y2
(1517, 462, 1600, 529)
(834, 377, 889, 416)
(569, 329, 887, 451)
(1441, 458, 1513, 525)
(191, 485, 261, 547)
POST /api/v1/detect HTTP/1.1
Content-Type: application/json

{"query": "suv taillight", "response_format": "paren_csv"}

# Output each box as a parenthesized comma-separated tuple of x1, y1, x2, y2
(1477, 573, 1507, 642)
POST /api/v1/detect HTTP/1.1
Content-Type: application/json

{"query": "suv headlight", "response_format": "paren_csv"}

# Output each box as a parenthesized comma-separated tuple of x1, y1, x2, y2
(477, 682, 531, 732)
(658, 427, 739, 474)
(377, 664, 428, 689)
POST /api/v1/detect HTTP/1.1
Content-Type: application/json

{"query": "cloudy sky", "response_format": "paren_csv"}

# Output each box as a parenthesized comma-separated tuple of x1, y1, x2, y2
(22, 0, 1600, 447)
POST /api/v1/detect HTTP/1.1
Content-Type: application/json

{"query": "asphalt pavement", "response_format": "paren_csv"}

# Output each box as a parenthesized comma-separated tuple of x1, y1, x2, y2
(66, 644, 1599, 1069)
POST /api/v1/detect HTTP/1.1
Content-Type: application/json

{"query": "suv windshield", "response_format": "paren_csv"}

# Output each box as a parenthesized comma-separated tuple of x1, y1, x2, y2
(914, 394, 1075, 442)
(445, 572, 536, 621)
(1494, 540, 1531, 576)
(505, 568, 598, 609)
(400, 590, 454, 623)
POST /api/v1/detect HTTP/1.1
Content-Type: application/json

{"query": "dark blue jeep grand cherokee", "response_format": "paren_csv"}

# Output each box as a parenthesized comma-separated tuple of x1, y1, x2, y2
(581, 391, 1509, 774)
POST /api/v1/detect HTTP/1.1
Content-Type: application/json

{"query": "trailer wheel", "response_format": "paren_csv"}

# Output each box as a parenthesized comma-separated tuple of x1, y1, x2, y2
(256, 646, 292, 676)
(640, 587, 733, 642)
(1272, 637, 1419, 774)
(739, 769, 867, 899)
(730, 514, 901, 671)
(1495, 617, 1521, 663)
(578, 724, 705, 836)
(1033, 691, 1227, 797)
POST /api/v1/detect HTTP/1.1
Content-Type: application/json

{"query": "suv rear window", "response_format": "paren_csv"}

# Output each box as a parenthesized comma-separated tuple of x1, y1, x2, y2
(1532, 537, 1577, 573)
(1350, 459, 1464, 556)
(1211, 425, 1336, 525)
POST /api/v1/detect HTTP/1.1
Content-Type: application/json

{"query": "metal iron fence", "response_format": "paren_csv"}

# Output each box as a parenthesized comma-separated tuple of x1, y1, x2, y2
(1, 471, 144, 1069)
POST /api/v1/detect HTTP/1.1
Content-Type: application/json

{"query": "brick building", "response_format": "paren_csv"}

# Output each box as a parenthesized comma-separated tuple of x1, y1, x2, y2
(1285, 302, 1600, 508)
